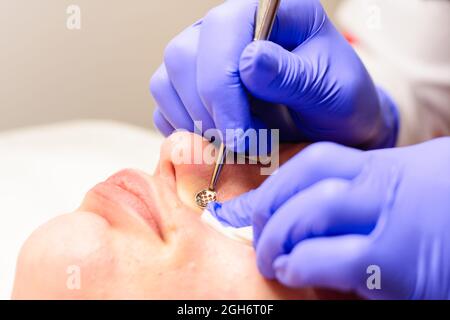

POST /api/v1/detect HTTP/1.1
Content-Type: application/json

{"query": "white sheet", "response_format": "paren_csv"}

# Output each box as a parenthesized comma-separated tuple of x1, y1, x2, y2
(0, 121, 164, 299)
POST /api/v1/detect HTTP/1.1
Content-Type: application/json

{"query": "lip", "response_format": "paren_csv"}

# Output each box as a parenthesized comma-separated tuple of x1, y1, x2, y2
(87, 169, 164, 238)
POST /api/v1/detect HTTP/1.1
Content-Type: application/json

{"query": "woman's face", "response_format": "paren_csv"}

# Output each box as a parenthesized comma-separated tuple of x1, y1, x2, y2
(12, 132, 340, 299)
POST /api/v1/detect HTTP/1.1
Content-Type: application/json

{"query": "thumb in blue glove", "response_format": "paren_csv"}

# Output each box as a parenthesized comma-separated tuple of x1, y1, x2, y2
(209, 138, 450, 299)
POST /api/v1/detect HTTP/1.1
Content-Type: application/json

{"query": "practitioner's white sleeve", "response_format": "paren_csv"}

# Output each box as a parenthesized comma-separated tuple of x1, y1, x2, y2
(336, 0, 450, 146)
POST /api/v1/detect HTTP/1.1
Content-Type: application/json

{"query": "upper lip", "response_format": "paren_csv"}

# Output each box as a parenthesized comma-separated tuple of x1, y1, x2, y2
(88, 169, 164, 239)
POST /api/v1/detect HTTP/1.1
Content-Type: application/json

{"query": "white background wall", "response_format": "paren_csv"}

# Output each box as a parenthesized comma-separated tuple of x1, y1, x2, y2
(0, 0, 338, 132)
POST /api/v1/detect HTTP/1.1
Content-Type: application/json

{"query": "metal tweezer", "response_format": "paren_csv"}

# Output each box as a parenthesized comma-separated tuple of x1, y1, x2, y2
(207, 0, 280, 194)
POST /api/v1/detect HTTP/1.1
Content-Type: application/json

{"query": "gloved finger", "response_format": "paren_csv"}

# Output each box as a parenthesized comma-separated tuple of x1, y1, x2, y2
(150, 64, 195, 131)
(206, 190, 256, 228)
(269, 0, 328, 50)
(273, 235, 369, 292)
(252, 143, 366, 242)
(163, 22, 215, 133)
(212, 142, 366, 230)
(153, 108, 175, 137)
(256, 177, 382, 278)
(197, 0, 264, 151)
(240, 41, 315, 108)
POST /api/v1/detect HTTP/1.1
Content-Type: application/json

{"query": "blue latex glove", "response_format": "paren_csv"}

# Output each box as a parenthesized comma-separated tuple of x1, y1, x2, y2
(208, 138, 450, 299)
(150, 0, 399, 150)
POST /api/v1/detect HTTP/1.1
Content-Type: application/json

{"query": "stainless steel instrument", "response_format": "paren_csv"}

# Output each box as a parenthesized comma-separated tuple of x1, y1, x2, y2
(195, 0, 281, 209)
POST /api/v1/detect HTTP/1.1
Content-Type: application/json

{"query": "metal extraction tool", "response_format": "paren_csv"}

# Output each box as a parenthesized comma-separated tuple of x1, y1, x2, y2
(195, 0, 281, 209)
(195, 143, 227, 208)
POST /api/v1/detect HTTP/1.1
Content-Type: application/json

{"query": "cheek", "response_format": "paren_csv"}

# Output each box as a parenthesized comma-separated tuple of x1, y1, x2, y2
(215, 163, 266, 201)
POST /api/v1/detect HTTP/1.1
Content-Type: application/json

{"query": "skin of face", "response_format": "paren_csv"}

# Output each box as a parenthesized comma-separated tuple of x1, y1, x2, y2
(12, 132, 349, 300)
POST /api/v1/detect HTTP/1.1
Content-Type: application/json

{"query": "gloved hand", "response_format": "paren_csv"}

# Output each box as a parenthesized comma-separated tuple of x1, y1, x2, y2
(150, 0, 399, 150)
(208, 138, 450, 299)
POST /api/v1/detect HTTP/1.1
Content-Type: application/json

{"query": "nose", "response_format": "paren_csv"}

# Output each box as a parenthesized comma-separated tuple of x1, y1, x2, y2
(157, 132, 218, 211)
(157, 132, 269, 211)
